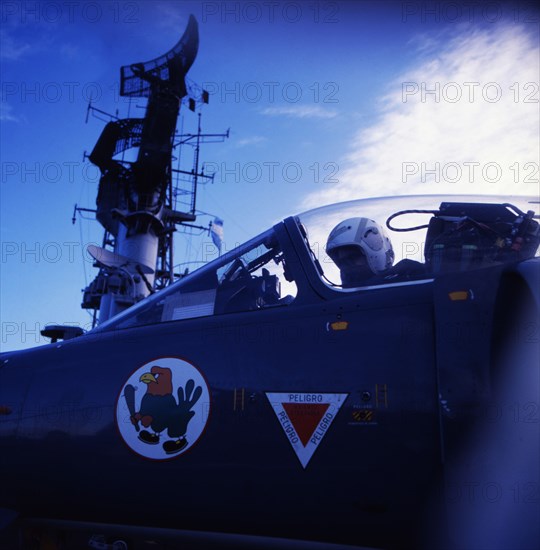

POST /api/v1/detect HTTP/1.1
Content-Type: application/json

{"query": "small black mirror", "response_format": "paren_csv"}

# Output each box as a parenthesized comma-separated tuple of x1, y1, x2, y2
(41, 325, 84, 343)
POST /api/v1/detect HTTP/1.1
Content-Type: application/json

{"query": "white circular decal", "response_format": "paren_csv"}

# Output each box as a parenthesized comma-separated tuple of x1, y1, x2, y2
(116, 357, 211, 460)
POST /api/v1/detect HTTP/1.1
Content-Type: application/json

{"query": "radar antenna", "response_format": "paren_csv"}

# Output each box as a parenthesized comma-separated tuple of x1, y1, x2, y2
(75, 15, 229, 326)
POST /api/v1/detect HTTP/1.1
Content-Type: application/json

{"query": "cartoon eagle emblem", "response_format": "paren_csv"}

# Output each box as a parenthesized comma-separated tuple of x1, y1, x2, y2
(117, 358, 210, 460)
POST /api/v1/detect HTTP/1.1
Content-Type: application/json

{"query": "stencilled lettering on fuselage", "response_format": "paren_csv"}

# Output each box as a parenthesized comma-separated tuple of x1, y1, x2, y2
(266, 392, 348, 468)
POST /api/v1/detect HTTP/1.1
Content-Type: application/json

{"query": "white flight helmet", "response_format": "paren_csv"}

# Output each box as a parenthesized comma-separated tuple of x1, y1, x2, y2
(326, 217, 395, 276)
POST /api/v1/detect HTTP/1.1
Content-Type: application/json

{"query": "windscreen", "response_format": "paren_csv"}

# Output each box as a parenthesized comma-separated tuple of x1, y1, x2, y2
(297, 195, 539, 290)
(96, 226, 297, 331)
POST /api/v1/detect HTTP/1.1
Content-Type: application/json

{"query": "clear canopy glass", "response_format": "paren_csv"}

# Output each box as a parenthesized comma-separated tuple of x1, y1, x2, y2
(298, 194, 540, 289)
(97, 194, 539, 330)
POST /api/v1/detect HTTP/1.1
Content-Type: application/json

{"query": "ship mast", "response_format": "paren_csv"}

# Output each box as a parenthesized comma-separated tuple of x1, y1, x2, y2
(77, 15, 227, 326)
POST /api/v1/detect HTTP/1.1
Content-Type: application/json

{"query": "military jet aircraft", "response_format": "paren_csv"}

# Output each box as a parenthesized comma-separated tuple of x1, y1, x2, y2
(1, 194, 539, 550)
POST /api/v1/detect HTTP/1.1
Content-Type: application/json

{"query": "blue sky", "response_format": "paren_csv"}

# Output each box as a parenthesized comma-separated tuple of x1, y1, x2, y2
(1, 0, 539, 350)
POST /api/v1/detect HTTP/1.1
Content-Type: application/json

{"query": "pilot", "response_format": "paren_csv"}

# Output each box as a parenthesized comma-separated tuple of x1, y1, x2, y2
(326, 217, 395, 288)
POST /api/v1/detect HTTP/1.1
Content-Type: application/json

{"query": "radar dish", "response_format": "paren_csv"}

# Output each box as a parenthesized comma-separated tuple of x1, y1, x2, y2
(87, 244, 154, 274)
(120, 14, 199, 98)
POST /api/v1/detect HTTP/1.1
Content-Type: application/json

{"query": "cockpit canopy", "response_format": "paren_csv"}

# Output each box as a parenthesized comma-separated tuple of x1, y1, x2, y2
(97, 225, 298, 331)
(299, 194, 539, 289)
(97, 195, 539, 331)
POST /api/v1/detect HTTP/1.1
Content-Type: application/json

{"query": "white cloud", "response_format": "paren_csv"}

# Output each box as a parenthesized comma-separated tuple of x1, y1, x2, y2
(302, 25, 540, 209)
(0, 103, 20, 122)
(59, 43, 79, 60)
(234, 135, 267, 148)
(153, 1, 190, 35)
(261, 105, 339, 119)
(0, 30, 30, 60)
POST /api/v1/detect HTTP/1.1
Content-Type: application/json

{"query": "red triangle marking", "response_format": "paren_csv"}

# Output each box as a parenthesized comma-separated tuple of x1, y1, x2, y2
(282, 403, 330, 446)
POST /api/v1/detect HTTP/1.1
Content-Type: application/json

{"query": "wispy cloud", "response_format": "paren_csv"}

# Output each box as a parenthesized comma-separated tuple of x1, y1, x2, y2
(153, 1, 190, 35)
(0, 103, 20, 123)
(234, 135, 267, 148)
(302, 25, 540, 209)
(0, 30, 30, 61)
(261, 105, 339, 120)
(59, 43, 80, 60)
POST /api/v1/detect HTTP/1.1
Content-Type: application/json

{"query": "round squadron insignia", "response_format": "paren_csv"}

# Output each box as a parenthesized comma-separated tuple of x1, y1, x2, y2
(116, 357, 211, 460)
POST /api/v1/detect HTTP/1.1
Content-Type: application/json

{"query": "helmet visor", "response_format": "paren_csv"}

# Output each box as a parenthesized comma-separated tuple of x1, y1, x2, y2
(329, 245, 367, 269)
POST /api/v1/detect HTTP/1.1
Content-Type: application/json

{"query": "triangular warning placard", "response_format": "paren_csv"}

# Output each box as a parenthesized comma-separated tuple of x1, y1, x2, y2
(266, 393, 348, 468)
